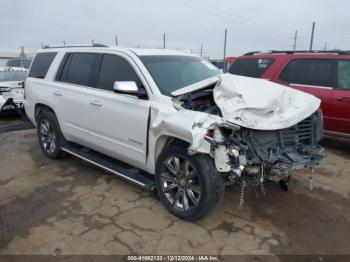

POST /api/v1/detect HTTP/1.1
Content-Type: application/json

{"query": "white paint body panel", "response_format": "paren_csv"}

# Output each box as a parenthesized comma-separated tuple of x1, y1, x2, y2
(213, 74, 321, 130)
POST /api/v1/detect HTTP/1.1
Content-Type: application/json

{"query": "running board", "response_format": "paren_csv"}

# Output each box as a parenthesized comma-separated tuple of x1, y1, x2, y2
(61, 144, 155, 191)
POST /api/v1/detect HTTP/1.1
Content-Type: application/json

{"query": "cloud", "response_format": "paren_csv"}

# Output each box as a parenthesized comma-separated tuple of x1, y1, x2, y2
(0, 0, 349, 57)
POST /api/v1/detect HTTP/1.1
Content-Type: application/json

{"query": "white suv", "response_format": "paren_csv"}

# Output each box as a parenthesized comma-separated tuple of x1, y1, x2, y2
(0, 66, 28, 113)
(24, 45, 324, 221)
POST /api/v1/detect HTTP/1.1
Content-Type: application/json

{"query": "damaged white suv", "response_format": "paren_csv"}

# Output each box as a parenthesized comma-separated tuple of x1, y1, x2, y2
(24, 46, 324, 221)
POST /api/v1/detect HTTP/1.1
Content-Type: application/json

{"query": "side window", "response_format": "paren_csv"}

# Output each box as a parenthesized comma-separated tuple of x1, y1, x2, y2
(280, 59, 334, 87)
(337, 60, 350, 90)
(28, 52, 57, 79)
(228, 58, 274, 78)
(98, 54, 142, 91)
(63, 53, 96, 87)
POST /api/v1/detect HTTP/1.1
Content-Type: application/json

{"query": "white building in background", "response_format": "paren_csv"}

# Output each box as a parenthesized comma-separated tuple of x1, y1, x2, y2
(0, 51, 35, 67)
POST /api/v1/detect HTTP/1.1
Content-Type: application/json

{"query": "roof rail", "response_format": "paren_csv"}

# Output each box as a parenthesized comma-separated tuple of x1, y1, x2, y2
(42, 43, 109, 49)
(243, 50, 350, 56)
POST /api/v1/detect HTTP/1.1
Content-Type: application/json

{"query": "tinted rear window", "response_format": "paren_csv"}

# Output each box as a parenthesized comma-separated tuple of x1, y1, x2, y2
(28, 52, 57, 79)
(57, 53, 96, 87)
(280, 59, 334, 87)
(228, 58, 274, 78)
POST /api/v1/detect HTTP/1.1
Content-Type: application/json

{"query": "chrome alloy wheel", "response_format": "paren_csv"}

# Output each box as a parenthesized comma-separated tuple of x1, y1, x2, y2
(39, 119, 57, 154)
(160, 156, 201, 211)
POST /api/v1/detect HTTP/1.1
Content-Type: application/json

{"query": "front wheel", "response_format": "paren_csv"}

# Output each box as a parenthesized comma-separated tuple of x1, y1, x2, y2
(155, 145, 225, 221)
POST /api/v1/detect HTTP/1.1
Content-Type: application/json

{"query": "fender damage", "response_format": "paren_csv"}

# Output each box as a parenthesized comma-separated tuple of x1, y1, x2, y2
(154, 73, 325, 193)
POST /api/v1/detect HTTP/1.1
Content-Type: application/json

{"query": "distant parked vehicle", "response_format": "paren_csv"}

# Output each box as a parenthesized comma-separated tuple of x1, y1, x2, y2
(0, 67, 28, 113)
(6, 58, 32, 69)
(209, 59, 227, 72)
(225, 56, 236, 65)
(228, 50, 350, 138)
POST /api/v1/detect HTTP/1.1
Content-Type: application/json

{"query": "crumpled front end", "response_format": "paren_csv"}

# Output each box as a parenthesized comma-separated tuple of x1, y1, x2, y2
(169, 73, 325, 197)
(212, 109, 325, 189)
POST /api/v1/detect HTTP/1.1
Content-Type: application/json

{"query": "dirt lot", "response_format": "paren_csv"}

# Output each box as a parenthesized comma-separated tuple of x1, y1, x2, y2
(0, 120, 349, 256)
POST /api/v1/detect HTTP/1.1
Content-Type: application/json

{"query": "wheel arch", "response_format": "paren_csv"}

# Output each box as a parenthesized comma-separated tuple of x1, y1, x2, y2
(154, 135, 190, 167)
(34, 103, 56, 123)
(34, 103, 67, 141)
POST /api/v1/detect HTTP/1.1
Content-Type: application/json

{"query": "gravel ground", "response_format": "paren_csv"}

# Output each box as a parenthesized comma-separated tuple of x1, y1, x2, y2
(0, 124, 349, 256)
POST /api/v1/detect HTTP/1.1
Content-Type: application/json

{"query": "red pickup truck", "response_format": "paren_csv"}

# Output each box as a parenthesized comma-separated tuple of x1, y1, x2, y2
(228, 51, 350, 138)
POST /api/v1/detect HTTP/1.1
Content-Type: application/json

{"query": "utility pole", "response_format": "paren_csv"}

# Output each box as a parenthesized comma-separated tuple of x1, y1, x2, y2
(163, 33, 166, 49)
(309, 22, 315, 51)
(19, 46, 25, 58)
(293, 30, 298, 51)
(223, 28, 227, 59)
(324, 41, 328, 51)
(200, 44, 203, 57)
(115, 35, 118, 46)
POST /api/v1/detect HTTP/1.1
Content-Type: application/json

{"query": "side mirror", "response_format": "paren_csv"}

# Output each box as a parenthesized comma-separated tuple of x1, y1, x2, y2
(113, 81, 147, 98)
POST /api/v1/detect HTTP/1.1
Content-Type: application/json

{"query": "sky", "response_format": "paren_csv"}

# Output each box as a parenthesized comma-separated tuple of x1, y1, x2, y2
(0, 0, 349, 58)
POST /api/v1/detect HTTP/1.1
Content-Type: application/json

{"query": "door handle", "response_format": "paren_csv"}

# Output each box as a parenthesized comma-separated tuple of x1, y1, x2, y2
(89, 100, 103, 106)
(53, 90, 63, 96)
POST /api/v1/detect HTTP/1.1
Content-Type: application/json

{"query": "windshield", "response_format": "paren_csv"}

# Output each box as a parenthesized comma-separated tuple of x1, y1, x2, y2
(140, 55, 220, 95)
(0, 70, 27, 82)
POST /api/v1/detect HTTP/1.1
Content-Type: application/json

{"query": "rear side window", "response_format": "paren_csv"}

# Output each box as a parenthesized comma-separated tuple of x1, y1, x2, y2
(228, 58, 274, 78)
(57, 53, 96, 87)
(98, 54, 142, 91)
(280, 59, 334, 87)
(337, 60, 350, 90)
(28, 52, 57, 79)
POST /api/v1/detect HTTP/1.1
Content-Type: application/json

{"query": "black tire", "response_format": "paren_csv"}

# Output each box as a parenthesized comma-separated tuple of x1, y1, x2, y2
(37, 110, 67, 159)
(155, 145, 225, 221)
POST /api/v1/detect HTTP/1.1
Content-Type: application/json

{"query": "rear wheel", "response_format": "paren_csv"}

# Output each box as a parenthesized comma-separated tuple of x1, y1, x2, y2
(156, 145, 224, 221)
(37, 110, 67, 159)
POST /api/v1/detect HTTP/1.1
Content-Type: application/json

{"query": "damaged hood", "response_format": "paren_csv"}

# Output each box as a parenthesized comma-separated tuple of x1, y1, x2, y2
(172, 73, 321, 130)
(213, 74, 320, 130)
